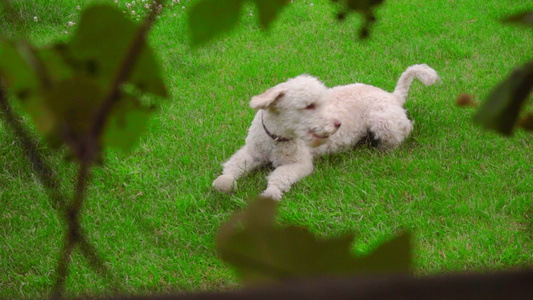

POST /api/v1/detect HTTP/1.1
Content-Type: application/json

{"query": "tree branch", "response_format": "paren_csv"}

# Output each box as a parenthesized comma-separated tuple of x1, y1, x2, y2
(52, 159, 90, 299)
(0, 84, 63, 207)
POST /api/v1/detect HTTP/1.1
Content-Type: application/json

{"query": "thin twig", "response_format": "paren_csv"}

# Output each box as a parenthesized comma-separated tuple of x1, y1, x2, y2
(1, 84, 114, 296)
(0, 0, 126, 296)
(0, 84, 64, 208)
(2, 1, 166, 297)
(52, 159, 90, 299)
(52, 2, 167, 297)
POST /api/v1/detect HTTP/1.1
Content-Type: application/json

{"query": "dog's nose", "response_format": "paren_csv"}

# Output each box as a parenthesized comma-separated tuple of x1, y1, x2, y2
(334, 121, 342, 129)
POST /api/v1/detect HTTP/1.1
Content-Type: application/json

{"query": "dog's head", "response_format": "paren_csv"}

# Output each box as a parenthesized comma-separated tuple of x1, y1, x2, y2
(250, 75, 341, 147)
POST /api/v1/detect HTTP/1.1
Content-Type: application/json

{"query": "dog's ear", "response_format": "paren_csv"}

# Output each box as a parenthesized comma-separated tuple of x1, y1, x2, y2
(249, 87, 286, 110)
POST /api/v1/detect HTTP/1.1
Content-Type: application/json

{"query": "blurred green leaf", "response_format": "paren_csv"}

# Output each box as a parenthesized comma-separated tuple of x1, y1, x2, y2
(0, 41, 58, 135)
(217, 197, 411, 285)
(103, 95, 154, 152)
(0, 41, 40, 98)
(474, 61, 533, 135)
(254, 0, 290, 29)
(67, 5, 167, 98)
(38, 45, 73, 84)
(1, 5, 168, 154)
(519, 112, 533, 131)
(336, 0, 384, 39)
(45, 76, 104, 136)
(21, 95, 57, 135)
(189, 0, 244, 47)
(503, 11, 533, 27)
(345, 0, 384, 12)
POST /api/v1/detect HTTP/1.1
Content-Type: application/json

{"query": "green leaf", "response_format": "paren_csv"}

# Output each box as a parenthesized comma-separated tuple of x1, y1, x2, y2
(353, 232, 411, 274)
(337, 0, 384, 39)
(20, 95, 57, 136)
(102, 95, 154, 152)
(0, 42, 60, 135)
(254, 0, 290, 29)
(519, 112, 533, 131)
(1, 5, 167, 155)
(44, 76, 104, 136)
(67, 5, 168, 98)
(474, 61, 533, 135)
(38, 45, 74, 84)
(217, 197, 411, 285)
(345, 0, 384, 12)
(503, 11, 533, 27)
(0, 41, 40, 98)
(189, 0, 244, 47)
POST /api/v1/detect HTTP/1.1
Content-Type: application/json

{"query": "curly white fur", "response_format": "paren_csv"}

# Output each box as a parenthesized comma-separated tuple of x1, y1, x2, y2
(213, 64, 439, 200)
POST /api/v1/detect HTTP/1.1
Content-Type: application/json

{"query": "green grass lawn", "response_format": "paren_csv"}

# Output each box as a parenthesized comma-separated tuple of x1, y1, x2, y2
(1, 0, 532, 298)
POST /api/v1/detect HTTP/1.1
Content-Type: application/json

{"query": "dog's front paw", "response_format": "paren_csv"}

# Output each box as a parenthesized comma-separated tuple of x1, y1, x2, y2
(213, 175, 237, 194)
(261, 187, 283, 201)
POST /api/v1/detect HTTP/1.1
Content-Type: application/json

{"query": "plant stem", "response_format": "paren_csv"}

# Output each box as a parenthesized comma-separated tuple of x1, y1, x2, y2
(52, 159, 91, 299)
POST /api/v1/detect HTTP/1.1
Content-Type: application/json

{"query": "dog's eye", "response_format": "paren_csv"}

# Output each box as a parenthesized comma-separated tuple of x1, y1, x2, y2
(305, 103, 316, 110)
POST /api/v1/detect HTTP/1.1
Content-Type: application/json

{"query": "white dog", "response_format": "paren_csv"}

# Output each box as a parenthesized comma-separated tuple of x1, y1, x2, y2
(213, 64, 439, 200)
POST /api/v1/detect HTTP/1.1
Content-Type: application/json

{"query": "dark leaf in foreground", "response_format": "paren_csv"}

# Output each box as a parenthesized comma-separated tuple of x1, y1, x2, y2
(456, 93, 478, 107)
(217, 197, 411, 285)
(474, 61, 533, 135)
(103, 95, 154, 152)
(44, 76, 104, 136)
(68, 5, 168, 98)
(337, 0, 385, 39)
(345, 0, 384, 12)
(189, 0, 244, 47)
(503, 10, 533, 27)
(255, 0, 290, 29)
(0, 41, 40, 97)
(519, 112, 533, 131)
(0, 5, 168, 153)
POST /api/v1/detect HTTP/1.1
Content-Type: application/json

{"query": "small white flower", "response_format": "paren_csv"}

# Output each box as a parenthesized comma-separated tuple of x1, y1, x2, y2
(249, 11, 253, 16)
(132, 1, 136, 5)
(145, 4, 150, 9)
(310, 3, 314, 7)
(33, 16, 38, 22)
(76, 5, 81, 10)
(67, 21, 75, 27)
(126, 3, 131, 9)
(131, 10, 136, 15)
(182, 6, 185, 9)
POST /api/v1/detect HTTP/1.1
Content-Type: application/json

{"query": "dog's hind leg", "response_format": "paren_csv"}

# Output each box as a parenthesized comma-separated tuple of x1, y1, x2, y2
(368, 109, 413, 151)
(213, 146, 264, 193)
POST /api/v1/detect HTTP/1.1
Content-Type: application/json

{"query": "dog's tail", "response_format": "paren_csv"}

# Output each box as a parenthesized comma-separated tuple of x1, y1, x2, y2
(393, 64, 439, 105)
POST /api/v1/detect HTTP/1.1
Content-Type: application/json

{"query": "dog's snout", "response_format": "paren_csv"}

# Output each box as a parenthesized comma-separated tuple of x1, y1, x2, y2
(334, 121, 342, 129)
